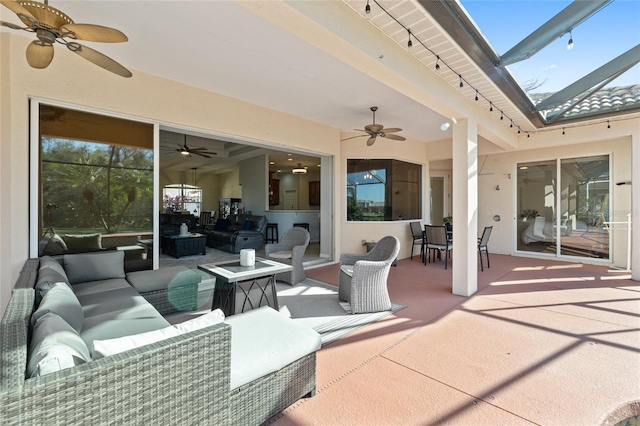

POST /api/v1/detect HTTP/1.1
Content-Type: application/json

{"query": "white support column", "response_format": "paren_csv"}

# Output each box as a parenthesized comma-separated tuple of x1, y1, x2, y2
(632, 133, 640, 281)
(452, 118, 478, 296)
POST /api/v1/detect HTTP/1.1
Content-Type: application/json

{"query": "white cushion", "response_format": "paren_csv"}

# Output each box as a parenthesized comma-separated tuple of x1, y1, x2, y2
(225, 306, 321, 390)
(92, 309, 226, 359)
(174, 309, 225, 334)
(28, 313, 91, 378)
(269, 251, 292, 259)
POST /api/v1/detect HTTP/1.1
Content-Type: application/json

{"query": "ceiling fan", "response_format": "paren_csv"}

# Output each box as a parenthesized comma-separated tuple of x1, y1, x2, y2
(343, 106, 406, 146)
(0, 0, 132, 77)
(164, 135, 217, 159)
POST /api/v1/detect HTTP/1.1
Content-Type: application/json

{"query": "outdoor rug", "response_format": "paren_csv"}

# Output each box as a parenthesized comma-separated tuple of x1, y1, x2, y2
(276, 278, 406, 346)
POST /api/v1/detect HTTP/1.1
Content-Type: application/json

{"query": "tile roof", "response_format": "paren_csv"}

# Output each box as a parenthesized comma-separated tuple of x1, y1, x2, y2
(530, 84, 640, 121)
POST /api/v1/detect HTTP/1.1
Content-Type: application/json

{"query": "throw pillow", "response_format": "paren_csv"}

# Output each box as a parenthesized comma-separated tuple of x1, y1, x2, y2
(35, 257, 71, 304)
(63, 233, 102, 252)
(242, 219, 252, 230)
(41, 234, 68, 256)
(213, 218, 230, 231)
(27, 312, 91, 378)
(92, 325, 181, 359)
(173, 309, 225, 334)
(63, 250, 125, 284)
(32, 282, 84, 333)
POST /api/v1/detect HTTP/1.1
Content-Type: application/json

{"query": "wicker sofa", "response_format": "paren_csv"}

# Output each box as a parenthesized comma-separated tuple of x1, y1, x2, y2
(0, 251, 320, 425)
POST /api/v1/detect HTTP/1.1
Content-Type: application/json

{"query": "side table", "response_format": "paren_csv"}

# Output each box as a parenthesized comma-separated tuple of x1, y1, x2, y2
(198, 258, 292, 316)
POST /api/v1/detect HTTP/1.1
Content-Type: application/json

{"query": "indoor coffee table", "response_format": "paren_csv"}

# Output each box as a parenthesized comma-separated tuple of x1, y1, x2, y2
(198, 258, 292, 316)
(161, 233, 206, 258)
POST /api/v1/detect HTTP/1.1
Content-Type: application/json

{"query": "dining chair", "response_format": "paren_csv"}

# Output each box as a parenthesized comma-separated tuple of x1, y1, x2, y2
(409, 222, 425, 260)
(265, 227, 310, 285)
(424, 225, 453, 269)
(478, 226, 493, 271)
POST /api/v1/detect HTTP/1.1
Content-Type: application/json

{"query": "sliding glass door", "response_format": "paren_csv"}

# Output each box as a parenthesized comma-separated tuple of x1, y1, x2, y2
(517, 155, 610, 260)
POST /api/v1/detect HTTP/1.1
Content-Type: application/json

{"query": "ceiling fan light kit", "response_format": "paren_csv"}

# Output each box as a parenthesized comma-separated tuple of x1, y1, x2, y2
(292, 163, 307, 174)
(342, 106, 406, 146)
(1, 0, 132, 77)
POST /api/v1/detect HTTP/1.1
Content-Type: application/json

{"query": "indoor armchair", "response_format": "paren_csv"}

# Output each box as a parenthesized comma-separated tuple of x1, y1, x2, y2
(338, 236, 400, 314)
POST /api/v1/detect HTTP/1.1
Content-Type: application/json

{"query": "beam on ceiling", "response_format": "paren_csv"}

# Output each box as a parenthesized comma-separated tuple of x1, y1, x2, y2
(499, 0, 611, 66)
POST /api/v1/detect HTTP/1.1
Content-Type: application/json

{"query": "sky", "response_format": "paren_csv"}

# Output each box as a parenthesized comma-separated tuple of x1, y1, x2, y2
(460, 0, 640, 93)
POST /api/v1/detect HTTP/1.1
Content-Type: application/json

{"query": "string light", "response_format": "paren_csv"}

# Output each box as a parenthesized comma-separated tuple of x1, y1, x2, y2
(562, 127, 566, 135)
(367, 0, 527, 135)
(607, 120, 611, 129)
(567, 30, 574, 50)
(510, 120, 513, 128)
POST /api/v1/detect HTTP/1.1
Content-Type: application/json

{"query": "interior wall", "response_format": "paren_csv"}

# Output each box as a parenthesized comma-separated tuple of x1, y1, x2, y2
(239, 155, 268, 215)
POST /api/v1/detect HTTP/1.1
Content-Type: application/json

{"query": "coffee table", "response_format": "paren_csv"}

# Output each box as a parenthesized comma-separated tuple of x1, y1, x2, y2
(162, 233, 206, 258)
(198, 258, 292, 316)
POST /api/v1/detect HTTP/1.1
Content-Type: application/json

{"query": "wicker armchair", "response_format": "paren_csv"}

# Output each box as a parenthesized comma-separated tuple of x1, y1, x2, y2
(338, 236, 400, 314)
(264, 227, 310, 285)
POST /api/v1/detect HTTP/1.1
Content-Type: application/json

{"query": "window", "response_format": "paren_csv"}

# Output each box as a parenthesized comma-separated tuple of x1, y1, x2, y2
(36, 103, 154, 258)
(163, 184, 202, 215)
(347, 159, 421, 221)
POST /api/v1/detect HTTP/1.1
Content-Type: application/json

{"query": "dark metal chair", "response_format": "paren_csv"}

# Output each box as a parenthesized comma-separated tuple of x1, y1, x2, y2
(409, 222, 425, 260)
(478, 226, 493, 271)
(424, 225, 453, 269)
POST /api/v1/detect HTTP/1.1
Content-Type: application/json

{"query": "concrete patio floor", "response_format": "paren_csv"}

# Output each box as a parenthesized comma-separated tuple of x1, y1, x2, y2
(269, 254, 640, 425)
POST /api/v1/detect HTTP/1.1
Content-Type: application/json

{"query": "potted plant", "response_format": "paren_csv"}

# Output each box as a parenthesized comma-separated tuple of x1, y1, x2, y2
(442, 216, 453, 232)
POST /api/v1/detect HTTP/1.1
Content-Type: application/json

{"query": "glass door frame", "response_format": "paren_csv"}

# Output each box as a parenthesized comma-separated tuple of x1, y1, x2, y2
(514, 154, 612, 263)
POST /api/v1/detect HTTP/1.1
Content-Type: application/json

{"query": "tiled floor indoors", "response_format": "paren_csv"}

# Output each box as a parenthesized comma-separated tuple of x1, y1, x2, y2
(266, 254, 640, 425)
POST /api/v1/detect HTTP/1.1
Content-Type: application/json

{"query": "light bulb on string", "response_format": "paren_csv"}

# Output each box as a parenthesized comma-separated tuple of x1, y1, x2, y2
(435, 56, 440, 70)
(407, 29, 412, 48)
(365, 0, 370, 14)
(567, 30, 574, 50)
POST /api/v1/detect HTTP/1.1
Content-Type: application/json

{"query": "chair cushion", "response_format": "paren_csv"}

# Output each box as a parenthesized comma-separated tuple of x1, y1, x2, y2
(126, 266, 201, 293)
(35, 256, 71, 304)
(269, 251, 292, 260)
(63, 251, 125, 284)
(28, 312, 91, 378)
(92, 309, 225, 359)
(32, 282, 84, 333)
(225, 306, 321, 390)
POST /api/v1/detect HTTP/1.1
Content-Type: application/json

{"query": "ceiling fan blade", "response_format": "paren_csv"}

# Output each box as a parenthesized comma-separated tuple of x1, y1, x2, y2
(67, 42, 132, 78)
(60, 24, 128, 43)
(26, 40, 54, 69)
(382, 133, 406, 141)
(382, 127, 402, 133)
(0, 0, 36, 22)
(341, 134, 368, 141)
(366, 136, 377, 146)
(365, 124, 383, 133)
(1, 20, 25, 30)
(193, 152, 213, 158)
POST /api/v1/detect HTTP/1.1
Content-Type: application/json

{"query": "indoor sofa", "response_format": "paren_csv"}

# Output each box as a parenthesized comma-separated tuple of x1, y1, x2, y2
(0, 250, 320, 425)
(204, 214, 267, 253)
